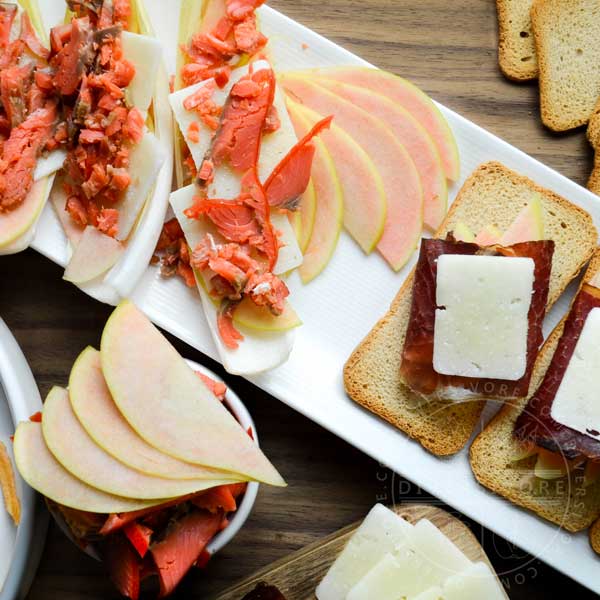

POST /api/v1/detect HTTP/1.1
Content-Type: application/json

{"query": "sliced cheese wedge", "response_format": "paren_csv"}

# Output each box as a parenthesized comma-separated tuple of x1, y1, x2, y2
(42, 387, 238, 499)
(412, 587, 444, 600)
(69, 346, 241, 481)
(409, 519, 472, 579)
(347, 549, 438, 600)
(170, 185, 296, 375)
(316, 504, 412, 600)
(63, 226, 124, 284)
(14, 421, 159, 513)
(121, 31, 162, 112)
(100, 300, 286, 486)
(443, 561, 505, 600)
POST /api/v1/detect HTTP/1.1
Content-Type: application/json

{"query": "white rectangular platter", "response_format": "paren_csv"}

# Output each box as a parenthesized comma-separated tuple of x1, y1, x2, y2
(34, 1, 600, 593)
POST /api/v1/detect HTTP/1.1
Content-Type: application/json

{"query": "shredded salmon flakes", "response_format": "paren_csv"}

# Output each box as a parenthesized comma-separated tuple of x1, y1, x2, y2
(0, 441, 20, 526)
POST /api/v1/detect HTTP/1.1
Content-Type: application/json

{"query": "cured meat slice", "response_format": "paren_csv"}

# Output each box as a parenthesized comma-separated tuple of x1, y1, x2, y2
(514, 285, 600, 460)
(400, 237, 554, 399)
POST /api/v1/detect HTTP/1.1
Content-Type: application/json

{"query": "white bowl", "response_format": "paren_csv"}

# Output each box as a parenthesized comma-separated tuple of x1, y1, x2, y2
(51, 358, 259, 560)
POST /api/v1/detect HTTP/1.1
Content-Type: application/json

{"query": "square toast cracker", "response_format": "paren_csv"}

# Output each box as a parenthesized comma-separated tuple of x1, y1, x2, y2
(497, 0, 538, 81)
(591, 518, 600, 554)
(587, 100, 600, 195)
(470, 252, 600, 532)
(344, 162, 597, 456)
(532, 0, 600, 131)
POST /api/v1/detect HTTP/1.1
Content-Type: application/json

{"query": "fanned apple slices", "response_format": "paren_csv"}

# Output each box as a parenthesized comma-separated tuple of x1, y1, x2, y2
(13, 301, 285, 514)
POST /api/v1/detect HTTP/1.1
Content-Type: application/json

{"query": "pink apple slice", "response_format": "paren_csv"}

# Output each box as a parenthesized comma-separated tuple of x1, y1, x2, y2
(501, 193, 544, 245)
(288, 105, 344, 283)
(100, 301, 286, 486)
(63, 226, 125, 284)
(290, 178, 317, 253)
(282, 75, 423, 271)
(42, 387, 237, 499)
(313, 78, 447, 231)
(475, 224, 502, 246)
(286, 99, 385, 255)
(13, 421, 159, 513)
(293, 67, 460, 181)
(69, 347, 242, 481)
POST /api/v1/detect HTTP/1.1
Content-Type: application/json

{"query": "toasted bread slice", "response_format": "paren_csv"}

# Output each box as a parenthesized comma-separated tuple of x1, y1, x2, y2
(591, 518, 600, 554)
(344, 162, 597, 456)
(470, 252, 600, 532)
(532, 0, 600, 132)
(587, 101, 600, 194)
(497, 0, 538, 81)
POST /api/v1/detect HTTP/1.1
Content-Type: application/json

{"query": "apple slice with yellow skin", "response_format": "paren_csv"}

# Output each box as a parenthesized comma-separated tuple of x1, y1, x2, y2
(452, 221, 475, 242)
(475, 224, 502, 246)
(286, 100, 383, 256)
(234, 298, 302, 332)
(501, 193, 544, 245)
(63, 226, 125, 284)
(313, 78, 447, 231)
(290, 177, 317, 253)
(70, 347, 243, 481)
(281, 75, 423, 271)
(197, 269, 302, 332)
(288, 67, 460, 181)
(101, 301, 286, 485)
(288, 104, 344, 284)
(0, 175, 54, 251)
(13, 421, 160, 513)
(42, 387, 238, 499)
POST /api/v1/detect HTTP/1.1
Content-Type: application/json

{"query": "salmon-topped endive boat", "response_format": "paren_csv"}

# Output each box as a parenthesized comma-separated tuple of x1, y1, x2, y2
(162, 0, 333, 374)
(0, 0, 65, 255)
(1, 0, 173, 303)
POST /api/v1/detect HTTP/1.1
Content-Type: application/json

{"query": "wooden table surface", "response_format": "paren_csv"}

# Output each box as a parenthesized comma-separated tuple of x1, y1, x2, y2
(1, 0, 598, 598)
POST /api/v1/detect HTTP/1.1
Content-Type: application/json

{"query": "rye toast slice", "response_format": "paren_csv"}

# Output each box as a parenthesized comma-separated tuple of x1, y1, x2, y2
(344, 162, 597, 456)
(496, 0, 538, 81)
(590, 518, 600, 554)
(587, 101, 600, 195)
(470, 252, 600, 532)
(532, 0, 600, 131)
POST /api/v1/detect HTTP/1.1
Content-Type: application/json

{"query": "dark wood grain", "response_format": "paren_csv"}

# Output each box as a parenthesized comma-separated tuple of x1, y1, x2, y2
(0, 0, 597, 598)
(215, 504, 509, 600)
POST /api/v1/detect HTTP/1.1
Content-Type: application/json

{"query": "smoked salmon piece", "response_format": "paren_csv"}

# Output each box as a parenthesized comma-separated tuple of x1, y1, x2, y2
(103, 533, 141, 600)
(124, 521, 153, 558)
(264, 115, 332, 209)
(0, 103, 57, 212)
(0, 4, 17, 48)
(192, 484, 237, 513)
(150, 509, 224, 597)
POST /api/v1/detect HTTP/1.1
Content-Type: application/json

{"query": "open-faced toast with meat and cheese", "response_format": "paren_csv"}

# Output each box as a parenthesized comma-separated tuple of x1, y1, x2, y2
(344, 162, 597, 456)
(470, 252, 600, 535)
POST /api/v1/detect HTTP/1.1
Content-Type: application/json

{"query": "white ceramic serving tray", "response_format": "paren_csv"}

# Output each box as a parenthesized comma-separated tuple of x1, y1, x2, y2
(0, 319, 47, 599)
(32, 1, 600, 593)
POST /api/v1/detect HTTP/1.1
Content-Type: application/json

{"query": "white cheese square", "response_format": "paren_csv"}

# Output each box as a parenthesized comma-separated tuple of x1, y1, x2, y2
(315, 504, 412, 600)
(433, 254, 535, 380)
(551, 307, 600, 439)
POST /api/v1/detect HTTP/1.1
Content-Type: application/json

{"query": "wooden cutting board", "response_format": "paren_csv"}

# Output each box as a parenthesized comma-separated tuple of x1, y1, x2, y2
(215, 504, 509, 600)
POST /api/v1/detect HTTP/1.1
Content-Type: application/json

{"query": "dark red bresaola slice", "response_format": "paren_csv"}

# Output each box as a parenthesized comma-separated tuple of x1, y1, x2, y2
(514, 284, 600, 460)
(400, 237, 554, 398)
